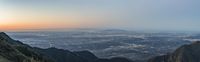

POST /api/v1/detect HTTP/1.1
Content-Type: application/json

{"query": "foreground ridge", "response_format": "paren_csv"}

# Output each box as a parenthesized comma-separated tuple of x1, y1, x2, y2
(148, 41, 200, 62)
(0, 32, 133, 62)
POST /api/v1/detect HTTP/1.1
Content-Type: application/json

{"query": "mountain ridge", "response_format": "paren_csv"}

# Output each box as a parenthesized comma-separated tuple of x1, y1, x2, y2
(0, 32, 134, 62)
(148, 41, 200, 62)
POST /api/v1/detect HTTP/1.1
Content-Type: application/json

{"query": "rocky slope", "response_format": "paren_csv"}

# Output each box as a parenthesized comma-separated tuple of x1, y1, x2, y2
(148, 41, 200, 62)
(0, 32, 133, 62)
(0, 32, 52, 62)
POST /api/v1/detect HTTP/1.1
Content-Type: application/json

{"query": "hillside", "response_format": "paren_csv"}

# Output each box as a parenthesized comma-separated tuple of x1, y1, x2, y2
(0, 32, 133, 62)
(148, 41, 200, 62)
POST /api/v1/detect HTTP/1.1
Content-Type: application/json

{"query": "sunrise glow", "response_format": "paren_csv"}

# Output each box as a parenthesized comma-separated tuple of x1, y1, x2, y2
(0, 0, 200, 31)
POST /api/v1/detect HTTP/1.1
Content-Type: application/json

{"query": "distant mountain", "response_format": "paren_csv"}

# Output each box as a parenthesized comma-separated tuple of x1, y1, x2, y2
(0, 32, 134, 62)
(148, 41, 200, 62)
(101, 29, 128, 32)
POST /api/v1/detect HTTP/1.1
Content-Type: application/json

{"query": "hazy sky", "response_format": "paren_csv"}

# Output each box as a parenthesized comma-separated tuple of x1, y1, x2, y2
(0, 0, 200, 31)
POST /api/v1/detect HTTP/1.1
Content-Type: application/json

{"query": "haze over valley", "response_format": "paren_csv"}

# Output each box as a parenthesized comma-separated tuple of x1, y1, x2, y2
(6, 30, 199, 61)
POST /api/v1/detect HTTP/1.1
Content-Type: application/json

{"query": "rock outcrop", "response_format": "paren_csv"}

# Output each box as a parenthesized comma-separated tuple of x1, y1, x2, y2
(148, 41, 200, 62)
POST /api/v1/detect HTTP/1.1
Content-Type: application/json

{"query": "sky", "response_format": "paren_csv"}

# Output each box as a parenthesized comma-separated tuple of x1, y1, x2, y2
(0, 0, 200, 31)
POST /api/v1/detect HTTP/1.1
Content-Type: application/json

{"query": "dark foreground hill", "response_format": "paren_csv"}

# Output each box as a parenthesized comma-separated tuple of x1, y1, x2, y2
(0, 32, 133, 62)
(148, 41, 200, 62)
